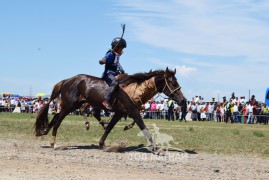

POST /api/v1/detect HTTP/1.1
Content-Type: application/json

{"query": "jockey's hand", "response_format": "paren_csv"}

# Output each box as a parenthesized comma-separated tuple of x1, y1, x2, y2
(117, 67, 125, 74)
(99, 59, 105, 65)
(117, 70, 125, 74)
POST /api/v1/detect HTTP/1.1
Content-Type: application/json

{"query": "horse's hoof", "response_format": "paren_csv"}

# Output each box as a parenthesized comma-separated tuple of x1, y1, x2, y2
(85, 122, 90, 130)
(50, 142, 55, 147)
(123, 126, 129, 131)
(154, 147, 166, 156)
(99, 142, 105, 149)
(42, 128, 49, 135)
(35, 133, 43, 137)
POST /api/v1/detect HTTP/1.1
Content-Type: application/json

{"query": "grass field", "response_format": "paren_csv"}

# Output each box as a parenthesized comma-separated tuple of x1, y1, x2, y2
(0, 112, 269, 157)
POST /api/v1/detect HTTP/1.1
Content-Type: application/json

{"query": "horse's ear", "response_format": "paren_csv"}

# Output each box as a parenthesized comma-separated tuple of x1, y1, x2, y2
(164, 67, 169, 78)
(149, 69, 152, 73)
(174, 68, 176, 74)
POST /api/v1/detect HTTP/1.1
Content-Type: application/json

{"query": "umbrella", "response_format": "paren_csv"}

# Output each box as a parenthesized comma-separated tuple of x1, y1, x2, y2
(11, 94, 20, 98)
(36, 93, 46, 97)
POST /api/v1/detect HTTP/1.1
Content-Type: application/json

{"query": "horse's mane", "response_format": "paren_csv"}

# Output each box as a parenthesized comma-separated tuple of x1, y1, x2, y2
(118, 69, 165, 86)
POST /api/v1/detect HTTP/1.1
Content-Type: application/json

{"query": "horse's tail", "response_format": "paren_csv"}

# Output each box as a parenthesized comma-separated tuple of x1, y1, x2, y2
(34, 79, 67, 136)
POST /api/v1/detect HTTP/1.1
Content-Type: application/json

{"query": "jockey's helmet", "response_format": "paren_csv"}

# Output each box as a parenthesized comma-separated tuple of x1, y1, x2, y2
(111, 37, 127, 49)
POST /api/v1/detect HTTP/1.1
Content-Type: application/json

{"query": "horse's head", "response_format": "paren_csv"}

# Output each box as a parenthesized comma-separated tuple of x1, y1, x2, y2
(159, 67, 186, 105)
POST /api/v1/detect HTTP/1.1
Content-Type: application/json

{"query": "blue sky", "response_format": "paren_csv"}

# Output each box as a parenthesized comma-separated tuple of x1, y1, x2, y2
(0, 0, 268, 102)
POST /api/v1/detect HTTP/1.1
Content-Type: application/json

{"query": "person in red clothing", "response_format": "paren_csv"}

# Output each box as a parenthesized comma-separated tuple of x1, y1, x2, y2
(151, 101, 157, 111)
(216, 105, 221, 122)
(242, 103, 248, 123)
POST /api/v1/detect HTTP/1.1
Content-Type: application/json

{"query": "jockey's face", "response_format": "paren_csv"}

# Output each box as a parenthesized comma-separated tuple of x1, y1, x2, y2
(115, 47, 124, 55)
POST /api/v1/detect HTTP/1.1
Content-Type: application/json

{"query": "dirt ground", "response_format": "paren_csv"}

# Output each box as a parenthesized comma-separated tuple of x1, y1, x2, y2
(1, 139, 269, 180)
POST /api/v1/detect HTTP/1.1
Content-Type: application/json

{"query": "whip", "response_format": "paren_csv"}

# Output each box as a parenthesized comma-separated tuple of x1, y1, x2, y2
(112, 24, 126, 51)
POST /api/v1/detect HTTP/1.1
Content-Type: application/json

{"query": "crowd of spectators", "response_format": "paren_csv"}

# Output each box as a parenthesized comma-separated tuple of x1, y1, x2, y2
(141, 93, 269, 125)
(186, 94, 269, 124)
(0, 96, 58, 114)
(140, 97, 184, 121)
(1, 92, 269, 125)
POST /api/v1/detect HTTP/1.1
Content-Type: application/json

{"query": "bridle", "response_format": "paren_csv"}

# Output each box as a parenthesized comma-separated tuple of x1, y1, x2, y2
(162, 77, 181, 96)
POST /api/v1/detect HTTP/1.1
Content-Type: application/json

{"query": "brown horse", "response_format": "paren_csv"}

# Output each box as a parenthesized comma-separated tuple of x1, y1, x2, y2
(34, 67, 185, 150)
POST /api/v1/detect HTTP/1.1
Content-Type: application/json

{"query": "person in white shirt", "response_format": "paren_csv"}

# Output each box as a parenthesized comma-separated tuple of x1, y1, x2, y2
(156, 101, 162, 119)
(196, 102, 203, 121)
(240, 96, 246, 104)
(144, 101, 151, 119)
(246, 102, 253, 124)
(158, 100, 164, 119)
(208, 102, 214, 121)
(195, 96, 199, 103)
(0, 98, 4, 112)
(10, 98, 16, 112)
(233, 103, 240, 123)
(10, 98, 15, 105)
(232, 97, 239, 105)
(190, 102, 197, 121)
(20, 99, 26, 113)
(144, 101, 150, 110)
(173, 102, 180, 120)
(163, 100, 168, 120)
(34, 101, 40, 114)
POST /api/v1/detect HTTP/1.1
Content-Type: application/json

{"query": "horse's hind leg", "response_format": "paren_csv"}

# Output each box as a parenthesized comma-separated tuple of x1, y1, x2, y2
(50, 111, 70, 147)
(80, 103, 90, 130)
(42, 113, 60, 135)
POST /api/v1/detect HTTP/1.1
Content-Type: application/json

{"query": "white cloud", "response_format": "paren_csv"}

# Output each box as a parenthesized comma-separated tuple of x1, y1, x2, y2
(175, 65, 196, 76)
(115, 0, 269, 61)
(112, 0, 269, 101)
(148, 58, 196, 77)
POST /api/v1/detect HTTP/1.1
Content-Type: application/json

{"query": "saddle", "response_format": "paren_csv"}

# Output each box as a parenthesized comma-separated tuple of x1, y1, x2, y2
(115, 73, 128, 82)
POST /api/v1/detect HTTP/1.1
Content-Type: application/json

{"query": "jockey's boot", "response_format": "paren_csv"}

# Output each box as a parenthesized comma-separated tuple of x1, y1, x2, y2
(102, 100, 112, 111)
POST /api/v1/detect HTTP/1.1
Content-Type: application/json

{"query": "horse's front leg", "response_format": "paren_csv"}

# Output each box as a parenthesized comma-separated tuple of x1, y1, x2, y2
(92, 107, 107, 130)
(99, 113, 122, 149)
(133, 114, 156, 149)
(119, 90, 157, 151)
